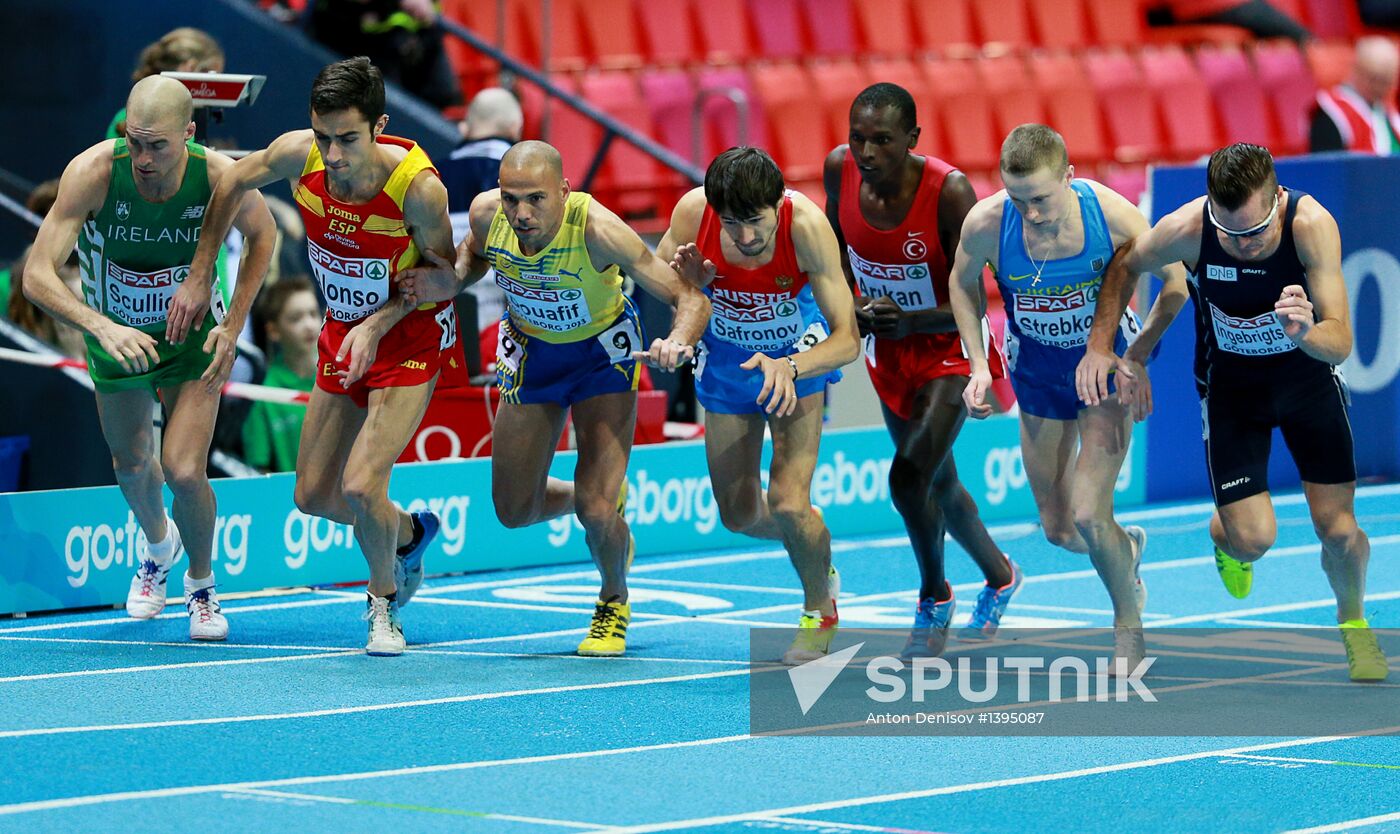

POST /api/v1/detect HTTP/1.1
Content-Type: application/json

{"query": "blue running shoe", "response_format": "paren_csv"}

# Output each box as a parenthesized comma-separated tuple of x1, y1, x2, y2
(960, 558, 1023, 641)
(902, 586, 956, 660)
(394, 510, 440, 606)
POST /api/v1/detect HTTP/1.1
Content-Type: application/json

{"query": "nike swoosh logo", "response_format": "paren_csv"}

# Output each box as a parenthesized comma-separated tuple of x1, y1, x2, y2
(1005, 274, 1037, 282)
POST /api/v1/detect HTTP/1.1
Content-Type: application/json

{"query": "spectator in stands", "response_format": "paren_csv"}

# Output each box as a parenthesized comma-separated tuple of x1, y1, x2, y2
(440, 87, 522, 332)
(241, 278, 320, 472)
(108, 28, 225, 138)
(306, 0, 463, 109)
(4, 179, 85, 360)
(1148, 0, 1312, 42)
(1311, 36, 1400, 155)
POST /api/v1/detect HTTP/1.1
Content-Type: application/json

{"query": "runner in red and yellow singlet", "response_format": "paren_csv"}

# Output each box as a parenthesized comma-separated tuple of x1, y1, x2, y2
(188, 58, 455, 656)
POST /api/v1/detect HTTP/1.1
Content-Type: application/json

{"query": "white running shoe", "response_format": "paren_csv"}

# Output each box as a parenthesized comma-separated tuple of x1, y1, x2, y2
(184, 574, 228, 641)
(364, 594, 405, 656)
(126, 522, 182, 619)
(1126, 525, 1148, 615)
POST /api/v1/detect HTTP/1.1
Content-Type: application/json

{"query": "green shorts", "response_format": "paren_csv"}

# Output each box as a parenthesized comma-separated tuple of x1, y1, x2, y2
(85, 314, 217, 394)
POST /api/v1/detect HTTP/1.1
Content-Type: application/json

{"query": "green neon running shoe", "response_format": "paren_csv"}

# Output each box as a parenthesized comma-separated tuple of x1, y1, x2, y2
(1214, 546, 1253, 599)
(1340, 619, 1389, 682)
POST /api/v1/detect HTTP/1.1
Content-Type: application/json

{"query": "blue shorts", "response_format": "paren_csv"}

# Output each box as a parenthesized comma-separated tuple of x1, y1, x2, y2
(1008, 363, 1116, 421)
(496, 298, 643, 407)
(1004, 310, 1143, 421)
(694, 333, 842, 415)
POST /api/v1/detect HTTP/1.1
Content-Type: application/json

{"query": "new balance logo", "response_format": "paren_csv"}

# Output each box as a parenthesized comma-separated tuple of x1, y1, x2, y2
(180, 205, 206, 220)
(788, 641, 864, 715)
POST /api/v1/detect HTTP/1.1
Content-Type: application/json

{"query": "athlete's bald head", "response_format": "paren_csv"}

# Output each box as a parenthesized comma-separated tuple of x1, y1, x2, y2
(464, 87, 523, 140)
(497, 141, 570, 254)
(126, 75, 195, 133)
(501, 140, 564, 183)
(1353, 36, 1399, 106)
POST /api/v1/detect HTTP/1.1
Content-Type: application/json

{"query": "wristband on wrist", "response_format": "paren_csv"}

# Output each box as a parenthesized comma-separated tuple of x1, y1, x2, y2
(785, 355, 800, 380)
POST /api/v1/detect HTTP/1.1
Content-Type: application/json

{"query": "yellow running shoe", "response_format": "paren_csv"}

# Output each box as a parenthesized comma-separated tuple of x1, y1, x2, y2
(616, 480, 629, 519)
(1340, 619, 1389, 682)
(1214, 546, 1253, 599)
(782, 610, 839, 665)
(578, 597, 630, 657)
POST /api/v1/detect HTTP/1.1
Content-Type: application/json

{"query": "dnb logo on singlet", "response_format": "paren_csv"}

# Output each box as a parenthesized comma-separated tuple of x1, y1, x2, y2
(710, 287, 804, 352)
(1208, 304, 1293, 356)
(848, 247, 936, 310)
(308, 239, 389, 321)
(498, 272, 589, 332)
(1011, 281, 1099, 347)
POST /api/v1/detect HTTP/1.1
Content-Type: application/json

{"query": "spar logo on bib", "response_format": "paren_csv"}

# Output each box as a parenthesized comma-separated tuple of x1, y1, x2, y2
(710, 290, 806, 352)
(498, 272, 591, 333)
(104, 261, 188, 326)
(1209, 304, 1295, 356)
(849, 247, 937, 310)
(1012, 287, 1096, 347)
(308, 240, 389, 321)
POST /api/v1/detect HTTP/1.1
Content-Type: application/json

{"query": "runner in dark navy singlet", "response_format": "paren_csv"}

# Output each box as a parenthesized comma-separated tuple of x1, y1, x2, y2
(1080, 143, 1387, 682)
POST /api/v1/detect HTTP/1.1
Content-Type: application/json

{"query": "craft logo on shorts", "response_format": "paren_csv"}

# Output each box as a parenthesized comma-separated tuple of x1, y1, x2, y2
(115, 201, 130, 221)
(775, 274, 793, 290)
(1207, 264, 1238, 282)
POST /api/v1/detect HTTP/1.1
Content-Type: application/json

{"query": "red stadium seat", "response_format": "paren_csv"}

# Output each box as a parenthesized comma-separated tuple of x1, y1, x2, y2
(852, 0, 915, 57)
(970, 0, 1033, 50)
(579, 71, 660, 214)
(695, 66, 769, 160)
(1027, 52, 1110, 165)
(1269, 0, 1309, 24)
(638, 68, 700, 209)
(577, 0, 643, 68)
(1027, 0, 1090, 49)
(441, 0, 530, 91)
(1083, 49, 1163, 163)
(864, 57, 942, 157)
(747, 0, 806, 60)
(1101, 163, 1148, 204)
(636, 0, 702, 65)
(1138, 45, 1222, 160)
(1252, 40, 1319, 155)
(518, 0, 589, 71)
(1302, 0, 1364, 39)
(924, 55, 999, 172)
(810, 60, 873, 154)
(1086, 0, 1144, 47)
(800, 0, 859, 57)
(521, 75, 601, 185)
(694, 0, 755, 63)
(751, 63, 828, 182)
(1306, 40, 1355, 89)
(909, 0, 977, 53)
(977, 53, 1046, 138)
(1195, 45, 1277, 149)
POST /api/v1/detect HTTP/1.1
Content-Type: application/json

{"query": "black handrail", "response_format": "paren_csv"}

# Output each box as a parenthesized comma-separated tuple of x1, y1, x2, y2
(438, 17, 706, 191)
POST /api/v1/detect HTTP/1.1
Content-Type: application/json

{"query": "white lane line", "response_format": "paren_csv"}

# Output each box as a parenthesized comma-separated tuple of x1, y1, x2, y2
(0, 596, 355, 634)
(1149, 589, 1400, 627)
(0, 734, 753, 816)
(1219, 754, 1344, 765)
(409, 649, 750, 666)
(220, 788, 612, 829)
(759, 817, 947, 833)
(1008, 603, 1171, 620)
(625, 577, 806, 595)
(1283, 811, 1400, 833)
(596, 726, 1400, 833)
(0, 667, 752, 739)
(0, 635, 348, 651)
(0, 650, 362, 683)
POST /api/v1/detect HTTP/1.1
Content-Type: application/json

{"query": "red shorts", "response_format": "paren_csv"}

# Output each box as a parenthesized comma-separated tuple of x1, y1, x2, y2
(316, 302, 459, 408)
(865, 325, 1007, 420)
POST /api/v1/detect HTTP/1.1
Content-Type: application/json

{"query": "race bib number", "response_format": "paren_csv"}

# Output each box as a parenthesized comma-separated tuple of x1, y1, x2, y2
(710, 294, 807, 352)
(1011, 288, 1094, 348)
(848, 247, 938, 311)
(1209, 304, 1296, 356)
(435, 304, 458, 351)
(103, 261, 190, 327)
(497, 272, 592, 334)
(793, 320, 828, 353)
(596, 315, 641, 364)
(308, 240, 389, 322)
(496, 318, 523, 374)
